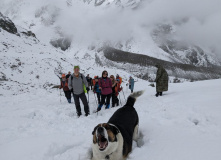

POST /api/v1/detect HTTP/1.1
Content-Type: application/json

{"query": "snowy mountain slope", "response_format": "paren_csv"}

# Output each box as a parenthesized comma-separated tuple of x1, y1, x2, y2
(81, 0, 143, 8)
(151, 24, 220, 66)
(0, 79, 221, 160)
(0, 13, 133, 95)
(1, 0, 220, 67)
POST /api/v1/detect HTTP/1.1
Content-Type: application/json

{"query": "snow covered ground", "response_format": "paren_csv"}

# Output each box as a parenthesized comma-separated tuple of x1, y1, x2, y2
(0, 79, 221, 160)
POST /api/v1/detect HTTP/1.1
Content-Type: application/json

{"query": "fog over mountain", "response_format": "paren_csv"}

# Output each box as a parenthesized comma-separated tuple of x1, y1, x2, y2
(0, 0, 221, 60)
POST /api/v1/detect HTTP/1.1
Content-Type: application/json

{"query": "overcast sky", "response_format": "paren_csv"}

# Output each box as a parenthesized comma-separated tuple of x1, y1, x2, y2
(1, 0, 221, 58)
(55, 0, 221, 57)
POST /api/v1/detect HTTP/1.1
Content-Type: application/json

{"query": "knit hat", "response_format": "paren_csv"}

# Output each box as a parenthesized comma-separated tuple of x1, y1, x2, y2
(62, 74, 66, 78)
(74, 65, 80, 70)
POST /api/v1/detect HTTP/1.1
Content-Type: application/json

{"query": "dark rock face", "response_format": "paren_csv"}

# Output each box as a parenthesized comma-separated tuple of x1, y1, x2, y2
(103, 47, 221, 80)
(95, 0, 105, 6)
(50, 38, 72, 51)
(0, 12, 17, 34)
(21, 31, 37, 38)
(0, 72, 8, 81)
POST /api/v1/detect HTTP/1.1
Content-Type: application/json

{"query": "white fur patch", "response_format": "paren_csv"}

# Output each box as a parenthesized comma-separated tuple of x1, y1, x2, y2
(133, 124, 139, 142)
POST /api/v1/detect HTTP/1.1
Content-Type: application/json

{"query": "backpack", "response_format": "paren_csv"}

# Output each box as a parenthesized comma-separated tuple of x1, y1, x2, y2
(71, 74, 87, 93)
(92, 79, 96, 86)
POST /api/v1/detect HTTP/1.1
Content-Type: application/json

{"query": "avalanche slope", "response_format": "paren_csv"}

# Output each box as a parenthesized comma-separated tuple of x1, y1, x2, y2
(0, 79, 221, 160)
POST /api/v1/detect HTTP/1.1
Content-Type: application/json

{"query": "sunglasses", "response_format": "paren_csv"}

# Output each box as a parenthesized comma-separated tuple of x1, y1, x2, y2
(103, 73, 108, 76)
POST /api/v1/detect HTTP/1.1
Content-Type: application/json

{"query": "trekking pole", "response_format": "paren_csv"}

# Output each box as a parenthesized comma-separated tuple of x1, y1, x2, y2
(94, 92, 99, 116)
(122, 89, 126, 103)
(118, 93, 122, 106)
(87, 92, 90, 104)
(60, 89, 62, 103)
(94, 92, 98, 107)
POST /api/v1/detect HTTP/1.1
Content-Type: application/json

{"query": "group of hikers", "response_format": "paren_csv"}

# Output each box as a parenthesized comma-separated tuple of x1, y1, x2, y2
(59, 65, 135, 117)
(59, 65, 168, 117)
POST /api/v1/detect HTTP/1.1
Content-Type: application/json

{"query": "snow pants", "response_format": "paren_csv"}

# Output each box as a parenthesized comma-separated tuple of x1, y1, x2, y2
(73, 92, 89, 116)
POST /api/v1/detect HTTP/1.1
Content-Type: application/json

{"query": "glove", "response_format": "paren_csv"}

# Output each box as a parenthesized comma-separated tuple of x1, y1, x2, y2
(71, 88, 73, 92)
(86, 87, 90, 92)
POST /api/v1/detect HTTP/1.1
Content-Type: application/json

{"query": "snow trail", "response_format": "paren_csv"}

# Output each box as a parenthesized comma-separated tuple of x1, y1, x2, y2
(0, 79, 221, 160)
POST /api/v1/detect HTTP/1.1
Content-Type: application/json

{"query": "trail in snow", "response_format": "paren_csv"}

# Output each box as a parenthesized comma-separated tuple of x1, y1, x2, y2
(0, 79, 221, 160)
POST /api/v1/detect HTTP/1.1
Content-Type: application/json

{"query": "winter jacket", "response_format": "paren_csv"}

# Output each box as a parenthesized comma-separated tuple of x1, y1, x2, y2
(94, 82, 101, 93)
(155, 65, 168, 92)
(116, 76, 122, 85)
(99, 77, 112, 95)
(86, 76, 92, 85)
(66, 74, 71, 79)
(68, 73, 88, 95)
(112, 82, 122, 96)
(129, 78, 134, 91)
(60, 79, 70, 91)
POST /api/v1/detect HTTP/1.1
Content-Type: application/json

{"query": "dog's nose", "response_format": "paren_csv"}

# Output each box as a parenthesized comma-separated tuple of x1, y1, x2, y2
(97, 127, 104, 133)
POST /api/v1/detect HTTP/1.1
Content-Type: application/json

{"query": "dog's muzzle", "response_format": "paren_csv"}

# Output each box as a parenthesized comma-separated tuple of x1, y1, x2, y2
(97, 127, 108, 151)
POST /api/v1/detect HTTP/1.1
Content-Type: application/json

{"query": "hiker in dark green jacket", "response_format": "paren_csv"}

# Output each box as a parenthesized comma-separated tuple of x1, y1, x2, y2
(155, 64, 168, 97)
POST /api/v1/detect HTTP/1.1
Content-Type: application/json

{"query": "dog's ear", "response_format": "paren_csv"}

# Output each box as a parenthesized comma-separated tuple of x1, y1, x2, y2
(111, 125, 119, 135)
(92, 125, 98, 135)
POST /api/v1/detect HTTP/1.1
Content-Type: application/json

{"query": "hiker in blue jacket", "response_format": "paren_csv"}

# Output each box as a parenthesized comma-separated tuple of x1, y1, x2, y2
(93, 76, 101, 105)
(128, 76, 135, 93)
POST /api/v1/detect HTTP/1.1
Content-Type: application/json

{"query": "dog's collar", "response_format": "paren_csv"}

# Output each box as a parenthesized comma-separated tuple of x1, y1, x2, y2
(105, 152, 113, 159)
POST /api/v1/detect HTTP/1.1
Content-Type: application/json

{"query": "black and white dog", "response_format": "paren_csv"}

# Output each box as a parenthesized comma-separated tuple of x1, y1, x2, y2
(92, 91, 144, 160)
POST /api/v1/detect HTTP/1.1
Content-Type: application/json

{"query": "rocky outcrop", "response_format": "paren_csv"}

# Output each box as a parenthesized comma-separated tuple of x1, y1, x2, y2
(0, 12, 37, 40)
(21, 31, 37, 38)
(0, 12, 17, 34)
(50, 38, 72, 51)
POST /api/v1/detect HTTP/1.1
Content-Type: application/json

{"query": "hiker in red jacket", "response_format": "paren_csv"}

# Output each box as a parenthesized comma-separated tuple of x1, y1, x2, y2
(59, 74, 71, 103)
(110, 75, 122, 107)
(96, 70, 112, 112)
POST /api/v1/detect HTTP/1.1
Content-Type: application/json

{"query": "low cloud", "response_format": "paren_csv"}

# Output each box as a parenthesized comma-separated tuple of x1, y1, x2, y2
(1, 0, 221, 58)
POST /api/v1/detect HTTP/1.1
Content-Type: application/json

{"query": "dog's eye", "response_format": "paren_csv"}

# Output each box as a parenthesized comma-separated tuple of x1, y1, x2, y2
(105, 126, 110, 130)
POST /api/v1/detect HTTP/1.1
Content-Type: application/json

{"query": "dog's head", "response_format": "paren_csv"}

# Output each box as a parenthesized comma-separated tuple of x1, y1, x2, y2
(92, 123, 120, 152)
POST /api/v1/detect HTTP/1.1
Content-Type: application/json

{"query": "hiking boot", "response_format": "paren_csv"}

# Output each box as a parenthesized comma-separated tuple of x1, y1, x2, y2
(116, 100, 119, 106)
(97, 104, 103, 111)
(67, 99, 71, 103)
(159, 92, 162, 96)
(85, 113, 89, 117)
(77, 112, 82, 118)
(105, 104, 110, 109)
(97, 107, 101, 112)
(155, 92, 159, 97)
